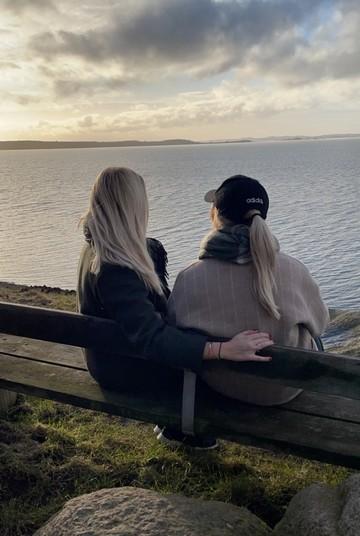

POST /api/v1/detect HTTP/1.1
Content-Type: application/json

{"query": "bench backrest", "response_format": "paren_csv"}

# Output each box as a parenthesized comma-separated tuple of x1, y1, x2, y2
(1, 301, 359, 400)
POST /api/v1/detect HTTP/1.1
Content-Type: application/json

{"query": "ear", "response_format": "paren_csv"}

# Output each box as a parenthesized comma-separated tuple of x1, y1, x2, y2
(210, 205, 221, 228)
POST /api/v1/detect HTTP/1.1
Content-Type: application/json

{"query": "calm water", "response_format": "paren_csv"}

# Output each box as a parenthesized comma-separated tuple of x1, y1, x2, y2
(0, 138, 359, 309)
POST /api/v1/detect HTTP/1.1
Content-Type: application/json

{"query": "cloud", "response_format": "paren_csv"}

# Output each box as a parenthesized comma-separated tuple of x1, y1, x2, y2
(29, 0, 342, 80)
(78, 115, 96, 128)
(4, 0, 56, 13)
(0, 91, 40, 106)
(248, 1, 360, 83)
(15, 94, 40, 105)
(53, 74, 134, 97)
(25, 76, 360, 138)
(0, 61, 20, 70)
(37, 63, 137, 97)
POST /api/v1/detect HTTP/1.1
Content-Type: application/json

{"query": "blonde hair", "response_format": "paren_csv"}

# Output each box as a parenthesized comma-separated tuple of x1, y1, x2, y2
(81, 167, 163, 295)
(212, 207, 280, 319)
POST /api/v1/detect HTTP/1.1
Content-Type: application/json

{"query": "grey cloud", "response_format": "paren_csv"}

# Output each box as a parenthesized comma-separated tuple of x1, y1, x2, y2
(2, 93, 40, 105)
(53, 75, 133, 97)
(252, 6, 360, 83)
(78, 115, 96, 128)
(30, 0, 330, 69)
(37, 62, 134, 97)
(4, 0, 56, 13)
(0, 61, 20, 69)
(29, 0, 360, 84)
(16, 94, 40, 105)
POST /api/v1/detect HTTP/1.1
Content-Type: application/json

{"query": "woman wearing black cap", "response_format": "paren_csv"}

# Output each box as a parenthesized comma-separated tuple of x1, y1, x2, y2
(168, 174, 329, 407)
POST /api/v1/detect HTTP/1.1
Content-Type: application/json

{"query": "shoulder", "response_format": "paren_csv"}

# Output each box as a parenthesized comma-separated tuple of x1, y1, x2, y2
(277, 252, 306, 268)
(276, 252, 314, 277)
(173, 259, 224, 288)
(98, 262, 143, 286)
(175, 260, 202, 278)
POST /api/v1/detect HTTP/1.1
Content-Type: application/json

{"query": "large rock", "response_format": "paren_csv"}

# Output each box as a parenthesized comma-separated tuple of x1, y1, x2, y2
(274, 473, 360, 536)
(35, 486, 272, 536)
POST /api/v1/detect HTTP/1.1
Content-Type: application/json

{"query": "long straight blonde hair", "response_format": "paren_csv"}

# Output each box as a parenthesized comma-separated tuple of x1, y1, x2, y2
(212, 207, 280, 319)
(81, 167, 163, 295)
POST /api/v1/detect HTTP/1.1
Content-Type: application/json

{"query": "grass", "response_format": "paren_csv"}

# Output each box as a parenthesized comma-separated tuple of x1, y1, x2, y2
(0, 396, 350, 535)
(0, 282, 359, 535)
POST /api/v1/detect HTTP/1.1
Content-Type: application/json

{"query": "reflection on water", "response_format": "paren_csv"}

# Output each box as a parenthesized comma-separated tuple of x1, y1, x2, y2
(0, 138, 359, 309)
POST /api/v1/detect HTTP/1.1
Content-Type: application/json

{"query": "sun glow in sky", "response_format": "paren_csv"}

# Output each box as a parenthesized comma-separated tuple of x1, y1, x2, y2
(1, 0, 360, 141)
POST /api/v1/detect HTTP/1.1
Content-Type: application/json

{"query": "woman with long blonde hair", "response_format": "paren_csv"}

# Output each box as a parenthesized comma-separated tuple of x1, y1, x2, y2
(77, 167, 273, 447)
(168, 174, 329, 406)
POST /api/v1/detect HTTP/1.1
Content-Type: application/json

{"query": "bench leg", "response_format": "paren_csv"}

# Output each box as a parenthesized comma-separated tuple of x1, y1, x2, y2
(0, 389, 17, 413)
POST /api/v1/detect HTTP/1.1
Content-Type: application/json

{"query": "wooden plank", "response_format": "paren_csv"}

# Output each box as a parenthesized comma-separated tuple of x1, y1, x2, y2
(284, 390, 360, 423)
(0, 301, 131, 351)
(1, 301, 360, 400)
(2, 352, 360, 468)
(0, 333, 85, 368)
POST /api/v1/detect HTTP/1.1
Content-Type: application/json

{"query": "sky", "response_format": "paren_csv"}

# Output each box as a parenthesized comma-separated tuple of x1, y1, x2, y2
(1, 0, 360, 141)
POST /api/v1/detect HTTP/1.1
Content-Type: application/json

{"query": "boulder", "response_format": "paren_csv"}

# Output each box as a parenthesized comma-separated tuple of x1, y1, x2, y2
(35, 486, 272, 536)
(274, 473, 360, 536)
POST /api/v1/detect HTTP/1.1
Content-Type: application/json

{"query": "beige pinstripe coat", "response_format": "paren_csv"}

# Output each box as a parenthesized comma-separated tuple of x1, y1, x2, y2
(168, 253, 329, 405)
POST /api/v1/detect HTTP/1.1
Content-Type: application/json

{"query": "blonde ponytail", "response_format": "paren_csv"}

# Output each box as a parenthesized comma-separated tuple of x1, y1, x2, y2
(248, 211, 280, 320)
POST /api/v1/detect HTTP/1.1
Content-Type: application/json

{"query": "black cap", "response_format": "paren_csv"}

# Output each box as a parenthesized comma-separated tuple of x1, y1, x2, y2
(204, 174, 269, 224)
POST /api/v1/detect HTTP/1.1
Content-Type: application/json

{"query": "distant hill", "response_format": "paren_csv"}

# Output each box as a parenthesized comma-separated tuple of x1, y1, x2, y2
(0, 139, 196, 151)
(1, 134, 359, 151)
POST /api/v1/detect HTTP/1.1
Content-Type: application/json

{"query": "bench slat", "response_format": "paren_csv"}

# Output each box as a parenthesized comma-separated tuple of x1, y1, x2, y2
(2, 351, 360, 469)
(0, 333, 85, 368)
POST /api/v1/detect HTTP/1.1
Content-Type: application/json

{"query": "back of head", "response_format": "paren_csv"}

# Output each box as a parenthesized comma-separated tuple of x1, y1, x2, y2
(205, 174, 269, 224)
(82, 167, 162, 295)
(205, 174, 280, 319)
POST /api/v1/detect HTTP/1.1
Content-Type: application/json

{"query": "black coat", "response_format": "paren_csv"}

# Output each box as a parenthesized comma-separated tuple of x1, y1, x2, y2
(77, 239, 206, 386)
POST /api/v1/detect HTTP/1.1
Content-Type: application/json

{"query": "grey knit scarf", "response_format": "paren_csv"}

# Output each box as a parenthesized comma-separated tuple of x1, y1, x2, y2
(199, 225, 252, 264)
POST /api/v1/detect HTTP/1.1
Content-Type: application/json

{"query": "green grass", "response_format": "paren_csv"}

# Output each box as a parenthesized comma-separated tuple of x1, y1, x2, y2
(0, 396, 350, 535)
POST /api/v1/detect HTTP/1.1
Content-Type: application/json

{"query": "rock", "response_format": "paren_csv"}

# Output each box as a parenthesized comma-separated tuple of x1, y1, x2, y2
(274, 473, 360, 536)
(35, 486, 272, 536)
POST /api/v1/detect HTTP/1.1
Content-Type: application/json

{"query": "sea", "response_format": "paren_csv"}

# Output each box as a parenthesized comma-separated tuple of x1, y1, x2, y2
(0, 138, 359, 311)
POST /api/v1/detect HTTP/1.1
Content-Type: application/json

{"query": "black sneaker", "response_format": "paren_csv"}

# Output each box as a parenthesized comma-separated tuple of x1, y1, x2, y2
(157, 427, 218, 450)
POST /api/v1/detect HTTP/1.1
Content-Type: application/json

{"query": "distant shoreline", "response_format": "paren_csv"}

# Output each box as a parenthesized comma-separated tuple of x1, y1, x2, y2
(1, 134, 359, 151)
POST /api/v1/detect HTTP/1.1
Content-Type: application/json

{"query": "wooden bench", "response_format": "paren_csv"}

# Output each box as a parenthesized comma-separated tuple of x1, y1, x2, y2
(1, 301, 360, 468)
